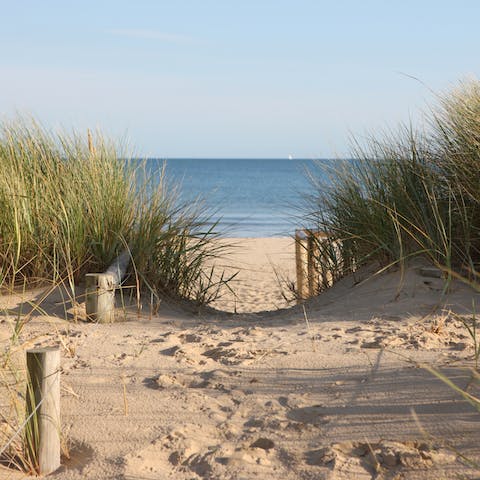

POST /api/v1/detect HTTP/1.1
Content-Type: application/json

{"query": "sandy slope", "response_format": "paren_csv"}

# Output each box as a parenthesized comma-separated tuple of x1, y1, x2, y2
(208, 237, 297, 313)
(1, 238, 480, 480)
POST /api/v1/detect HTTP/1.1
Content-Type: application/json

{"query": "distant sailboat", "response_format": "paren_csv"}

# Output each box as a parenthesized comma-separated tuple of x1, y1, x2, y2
(288, 154, 293, 160)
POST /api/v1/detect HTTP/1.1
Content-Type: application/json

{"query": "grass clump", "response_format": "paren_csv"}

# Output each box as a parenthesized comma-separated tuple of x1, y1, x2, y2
(304, 78, 480, 284)
(0, 117, 232, 308)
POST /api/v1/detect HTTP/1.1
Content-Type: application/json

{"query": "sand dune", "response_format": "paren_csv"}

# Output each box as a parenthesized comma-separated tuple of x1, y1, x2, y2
(1, 238, 480, 479)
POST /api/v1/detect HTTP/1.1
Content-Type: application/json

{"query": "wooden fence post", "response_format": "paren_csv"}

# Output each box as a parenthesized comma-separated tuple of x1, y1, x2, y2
(296, 229, 336, 302)
(26, 347, 60, 475)
(295, 229, 308, 302)
(307, 233, 320, 297)
(85, 273, 116, 323)
(85, 251, 130, 323)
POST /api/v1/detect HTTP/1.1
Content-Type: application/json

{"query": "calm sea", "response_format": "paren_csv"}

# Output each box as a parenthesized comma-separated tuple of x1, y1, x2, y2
(148, 158, 325, 238)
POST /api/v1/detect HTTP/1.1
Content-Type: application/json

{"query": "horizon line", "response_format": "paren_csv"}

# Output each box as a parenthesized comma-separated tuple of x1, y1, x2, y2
(138, 156, 350, 160)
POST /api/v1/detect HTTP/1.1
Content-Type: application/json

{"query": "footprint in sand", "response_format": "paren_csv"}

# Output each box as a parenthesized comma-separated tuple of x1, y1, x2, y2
(151, 371, 194, 389)
(60, 441, 95, 475)
(160, 345, 182, 356)
(125, 426, 224, 479)
(202, 342, 288, 366)
(286, 404, 330, 427)
(178, 332, 203, 343)
(159, 344, 199, 365)
(220, 445, 274, 468)
(306, 440, 457, 478)
(197, 369, 242, 391)
(145, 368, 242, 394)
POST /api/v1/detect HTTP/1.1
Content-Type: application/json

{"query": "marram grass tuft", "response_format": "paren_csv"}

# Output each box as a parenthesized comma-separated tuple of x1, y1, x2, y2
(304, 79, 480, 285)
(0, 117, 233, 308)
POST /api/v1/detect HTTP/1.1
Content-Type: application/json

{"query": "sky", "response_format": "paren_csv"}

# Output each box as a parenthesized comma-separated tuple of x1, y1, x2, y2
(0, 0, 479, 158)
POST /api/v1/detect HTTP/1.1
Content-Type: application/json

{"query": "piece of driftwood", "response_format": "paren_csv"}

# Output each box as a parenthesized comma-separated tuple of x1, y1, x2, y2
(26, 347, 61, 475)
(85, 251, 130, 323)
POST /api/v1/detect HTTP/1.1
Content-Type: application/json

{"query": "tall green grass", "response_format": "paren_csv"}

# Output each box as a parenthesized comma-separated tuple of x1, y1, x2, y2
(0, 117, 232, 307)
(305, 79, 480, 283)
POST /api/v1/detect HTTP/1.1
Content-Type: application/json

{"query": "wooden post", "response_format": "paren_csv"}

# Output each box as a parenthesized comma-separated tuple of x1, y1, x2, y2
(311, 231, 333, 291)
(295, 229, 308, 302)
(307, 233, 320, 297)
(85, 251, 130, 323)
(297, 230, 335, 301)
(85, 273, 115, 323)
(26, 347, 60, 475)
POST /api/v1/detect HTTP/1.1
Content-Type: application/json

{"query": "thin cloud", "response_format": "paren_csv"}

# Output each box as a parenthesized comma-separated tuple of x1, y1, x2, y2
(107, 28, 195, 44)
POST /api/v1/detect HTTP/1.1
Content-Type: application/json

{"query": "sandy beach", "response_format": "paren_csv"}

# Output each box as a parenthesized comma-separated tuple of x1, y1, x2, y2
(1, 237, 480, 479)
(2, 2, 479, 478)
(209, 237, 297, 313)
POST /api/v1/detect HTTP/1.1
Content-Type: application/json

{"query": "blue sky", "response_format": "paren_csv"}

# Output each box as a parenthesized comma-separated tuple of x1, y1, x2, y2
(1, 1, 479, 158)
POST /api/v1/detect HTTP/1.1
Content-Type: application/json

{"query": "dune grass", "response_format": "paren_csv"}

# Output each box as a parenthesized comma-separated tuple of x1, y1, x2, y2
(0, 117, 233, 309)
(304, 79, 480, 287)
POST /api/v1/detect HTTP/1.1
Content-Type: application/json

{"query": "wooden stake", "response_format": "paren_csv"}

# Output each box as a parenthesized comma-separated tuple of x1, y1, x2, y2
(26, 347, 61, 475)
(85, 251, 130, 323)
(307, 233, 320, 297)
(85, 273, 115, 323)
(295, 229, 308, 302)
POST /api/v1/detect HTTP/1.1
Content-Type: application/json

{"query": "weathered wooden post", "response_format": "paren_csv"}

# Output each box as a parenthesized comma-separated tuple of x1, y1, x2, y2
(85, 273, 116, 323)
(307, 232, 320, 297)
(85, 251, 130, 323)
(295, 229, 308, 302)
(26, 347, 61, 475)
(296, 230, 335, 301)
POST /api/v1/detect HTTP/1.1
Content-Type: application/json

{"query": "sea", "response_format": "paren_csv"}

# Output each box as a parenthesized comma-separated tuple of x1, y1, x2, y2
(149, 158, 327, 238)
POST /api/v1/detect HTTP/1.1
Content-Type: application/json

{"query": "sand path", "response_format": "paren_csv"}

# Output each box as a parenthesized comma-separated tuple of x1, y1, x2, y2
(1, 239, 480, 479)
